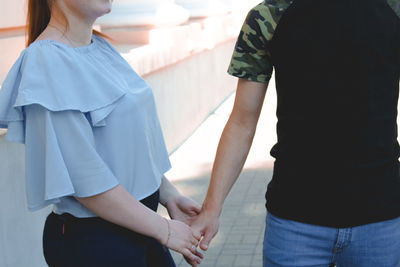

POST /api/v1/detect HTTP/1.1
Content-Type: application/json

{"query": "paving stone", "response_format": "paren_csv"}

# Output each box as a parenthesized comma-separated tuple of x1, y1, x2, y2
(252, 257, 263, 267)
(234, 255, 254, 266)
(216, 255, 236, 266)
(225, 234, 244, 244)
(242, 234, 260, 244)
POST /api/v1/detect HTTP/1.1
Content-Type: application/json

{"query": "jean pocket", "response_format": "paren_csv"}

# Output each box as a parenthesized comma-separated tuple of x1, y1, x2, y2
(266, 212, 291, 226)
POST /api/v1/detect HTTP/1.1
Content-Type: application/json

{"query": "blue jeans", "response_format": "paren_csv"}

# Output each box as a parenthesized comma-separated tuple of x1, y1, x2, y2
(263, 213, 400, 267)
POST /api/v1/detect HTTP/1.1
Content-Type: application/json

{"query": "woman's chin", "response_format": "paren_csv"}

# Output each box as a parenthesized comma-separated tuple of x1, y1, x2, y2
(103, 7, 111, 15)
(94, 5, 112, 19)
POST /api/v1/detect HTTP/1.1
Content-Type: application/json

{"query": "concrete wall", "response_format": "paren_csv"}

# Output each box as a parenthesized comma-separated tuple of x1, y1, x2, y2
(0, 1, 52, 266)
(0, 138, 52, 267)
(0, 0, 25, 28)
(146, 41, 236, 152)
(0, 0, 26, 83)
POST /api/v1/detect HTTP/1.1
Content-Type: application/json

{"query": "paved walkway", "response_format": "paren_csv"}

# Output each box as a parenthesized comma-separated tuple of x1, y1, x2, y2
(158, 79, 279, 267)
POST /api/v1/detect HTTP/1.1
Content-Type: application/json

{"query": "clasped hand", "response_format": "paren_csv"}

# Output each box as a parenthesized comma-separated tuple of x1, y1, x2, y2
(165, 195, 220, 267)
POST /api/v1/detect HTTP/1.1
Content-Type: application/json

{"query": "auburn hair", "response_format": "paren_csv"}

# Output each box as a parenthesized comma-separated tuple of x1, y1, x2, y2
(27, 0, 108, 47)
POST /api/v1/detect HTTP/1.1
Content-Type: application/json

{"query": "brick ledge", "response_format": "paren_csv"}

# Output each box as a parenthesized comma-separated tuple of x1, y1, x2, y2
(112, 12, 246, 76)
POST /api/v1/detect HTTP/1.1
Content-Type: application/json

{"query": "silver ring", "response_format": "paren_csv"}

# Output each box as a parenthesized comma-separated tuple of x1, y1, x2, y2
(191, 245, 196, 250)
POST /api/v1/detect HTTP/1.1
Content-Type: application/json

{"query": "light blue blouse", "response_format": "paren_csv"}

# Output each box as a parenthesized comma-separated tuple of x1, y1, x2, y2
(0, 35, 171, 217)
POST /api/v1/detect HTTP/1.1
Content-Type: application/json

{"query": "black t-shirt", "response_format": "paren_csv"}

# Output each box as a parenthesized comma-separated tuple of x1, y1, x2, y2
(229, 0, 400, 227)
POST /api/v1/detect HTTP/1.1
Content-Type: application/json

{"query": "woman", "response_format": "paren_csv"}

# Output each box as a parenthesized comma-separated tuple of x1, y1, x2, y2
(0, 0, 202, 266)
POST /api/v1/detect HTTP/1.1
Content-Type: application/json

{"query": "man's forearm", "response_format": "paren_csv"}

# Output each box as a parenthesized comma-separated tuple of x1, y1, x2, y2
(191, 79, 267, 250)
(202, 116, 256, 215)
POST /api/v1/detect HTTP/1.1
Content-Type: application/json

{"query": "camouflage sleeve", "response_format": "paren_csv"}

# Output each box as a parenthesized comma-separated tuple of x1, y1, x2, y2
(387, 0, 400, 18)
(227, 3, 276, 83)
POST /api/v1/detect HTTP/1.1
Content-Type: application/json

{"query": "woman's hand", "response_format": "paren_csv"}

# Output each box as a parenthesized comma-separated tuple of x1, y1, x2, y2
(159, 176, 204, 266)
(166, 195, 201, 225)
(160, 176, 201, 225)
(166, 197, 204, 266)
(161, 219, 203, 266)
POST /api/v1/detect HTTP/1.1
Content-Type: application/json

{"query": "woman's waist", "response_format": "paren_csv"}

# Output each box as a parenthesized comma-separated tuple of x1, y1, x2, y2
(53, 188, 160, 218)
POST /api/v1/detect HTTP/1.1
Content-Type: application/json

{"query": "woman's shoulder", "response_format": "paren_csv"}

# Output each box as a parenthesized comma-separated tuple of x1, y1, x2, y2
(6, 37, 88, 85)
(0, 34, 128, 133)
(3, 35, 127, 103)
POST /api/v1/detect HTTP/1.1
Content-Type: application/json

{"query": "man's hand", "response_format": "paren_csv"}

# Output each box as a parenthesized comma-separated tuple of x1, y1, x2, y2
(191, 209, 220, 251)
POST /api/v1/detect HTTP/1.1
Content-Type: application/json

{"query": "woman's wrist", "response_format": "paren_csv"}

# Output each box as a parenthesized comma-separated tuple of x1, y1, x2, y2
(159, 176, 181, 206)
(151, 213, 169, 243)
(160, 189, 181, 207)
(162, 193, 178, 206)
(162, 217, 171, 246)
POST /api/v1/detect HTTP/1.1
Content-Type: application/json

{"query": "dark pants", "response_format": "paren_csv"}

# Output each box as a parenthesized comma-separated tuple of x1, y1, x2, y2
(43, 191, 176, 267)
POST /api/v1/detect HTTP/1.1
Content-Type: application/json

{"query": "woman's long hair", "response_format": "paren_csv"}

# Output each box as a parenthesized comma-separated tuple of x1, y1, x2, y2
(26, 0, 108, 47)
(27, 0, 51, 46)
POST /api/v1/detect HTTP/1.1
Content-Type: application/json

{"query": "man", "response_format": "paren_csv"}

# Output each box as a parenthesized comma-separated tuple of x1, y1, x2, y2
(193, 0, 400, 266)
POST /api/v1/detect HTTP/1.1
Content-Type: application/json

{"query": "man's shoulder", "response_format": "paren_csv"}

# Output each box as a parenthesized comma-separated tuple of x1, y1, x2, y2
(386, 0, 400, 19)
(244, 0, 293, 40)
(248, 0, 293, 22)
(264, 0, 293, 9)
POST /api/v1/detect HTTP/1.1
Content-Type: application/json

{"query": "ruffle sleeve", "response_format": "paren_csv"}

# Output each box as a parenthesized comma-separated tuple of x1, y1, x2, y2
(0, 40, 127, 143)
(24, 104, 120, 211)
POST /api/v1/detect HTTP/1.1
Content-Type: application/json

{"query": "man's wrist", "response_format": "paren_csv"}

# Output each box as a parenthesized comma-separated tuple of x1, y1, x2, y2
(202, 200, 222, 216)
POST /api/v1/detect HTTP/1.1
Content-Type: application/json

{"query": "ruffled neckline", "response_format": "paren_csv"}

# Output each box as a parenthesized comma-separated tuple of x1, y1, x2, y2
(30, 34, 99, 54)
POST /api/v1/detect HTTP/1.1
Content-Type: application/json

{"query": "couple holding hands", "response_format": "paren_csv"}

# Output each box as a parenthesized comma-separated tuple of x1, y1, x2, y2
(1, 0, 400, 266)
